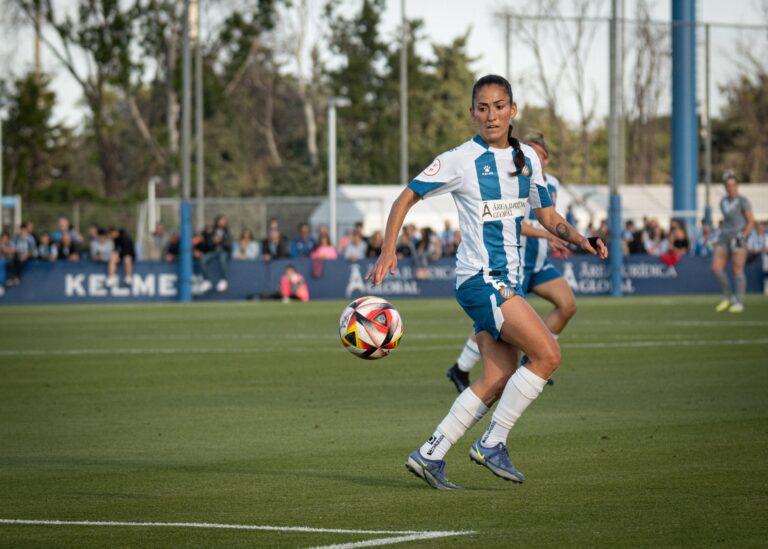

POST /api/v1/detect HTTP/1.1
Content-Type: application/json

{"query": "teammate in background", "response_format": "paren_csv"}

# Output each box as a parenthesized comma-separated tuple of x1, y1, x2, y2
(712, 173, 754, 313)
(367, 75, 607, 490)
(446, 133, 576, 392)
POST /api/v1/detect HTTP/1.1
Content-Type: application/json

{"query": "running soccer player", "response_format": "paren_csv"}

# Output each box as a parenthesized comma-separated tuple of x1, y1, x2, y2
(447, 133, 576, 392)
(712, 173, 755, 313)
(367, 75, 607, 489)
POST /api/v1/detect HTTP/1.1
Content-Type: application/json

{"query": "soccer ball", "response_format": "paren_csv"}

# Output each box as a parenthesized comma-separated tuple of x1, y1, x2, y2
(339, 296, 404, 360)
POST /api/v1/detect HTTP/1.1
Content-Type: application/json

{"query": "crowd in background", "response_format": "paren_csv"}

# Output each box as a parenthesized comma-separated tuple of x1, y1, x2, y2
(2, 212, 767, 290)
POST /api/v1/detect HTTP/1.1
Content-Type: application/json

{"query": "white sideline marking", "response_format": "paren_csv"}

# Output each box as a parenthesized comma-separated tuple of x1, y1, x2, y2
(0, 338, 766, 358)
(0, 519, 474, 548)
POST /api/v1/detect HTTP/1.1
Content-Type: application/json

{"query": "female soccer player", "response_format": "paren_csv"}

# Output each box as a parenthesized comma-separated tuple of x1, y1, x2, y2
(712, 173, 755, 313)
(446, 132, 576, 393)
(367, 75, 607, 489)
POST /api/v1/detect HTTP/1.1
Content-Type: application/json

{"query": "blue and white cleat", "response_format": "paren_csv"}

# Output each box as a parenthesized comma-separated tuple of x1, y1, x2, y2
(469, 440, 525, 483)
(405, 450, 462, 490)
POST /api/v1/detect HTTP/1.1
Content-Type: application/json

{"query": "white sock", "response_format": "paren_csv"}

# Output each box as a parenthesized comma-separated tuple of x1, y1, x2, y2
(420, 388, 489, 460)
(456, 337, 480, 372)
(481, 367, 547, 448)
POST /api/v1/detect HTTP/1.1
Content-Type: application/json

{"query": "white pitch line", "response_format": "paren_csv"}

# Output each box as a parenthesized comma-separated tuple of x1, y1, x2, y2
(0, 519, 474, 548)
(0, 338, 766, 358)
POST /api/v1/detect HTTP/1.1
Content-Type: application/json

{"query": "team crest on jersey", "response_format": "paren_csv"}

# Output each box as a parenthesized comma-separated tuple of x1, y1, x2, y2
(423, 158, 441, 176)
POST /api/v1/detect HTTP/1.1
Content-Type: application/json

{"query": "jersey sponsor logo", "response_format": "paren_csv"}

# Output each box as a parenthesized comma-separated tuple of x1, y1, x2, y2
(480, 199, 526, 223)
(423, 158, 441, 176)
(521, 164, 531, 177)
(481, 163, 495, 176)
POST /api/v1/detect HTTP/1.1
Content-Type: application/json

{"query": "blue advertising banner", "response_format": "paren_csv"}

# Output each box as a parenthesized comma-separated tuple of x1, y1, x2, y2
(0, 255, 764, 305)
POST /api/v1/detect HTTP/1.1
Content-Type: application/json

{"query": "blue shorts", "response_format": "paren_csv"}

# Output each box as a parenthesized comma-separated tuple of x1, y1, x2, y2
(455, 271, 521, 341)
(521, 262, 562, 295)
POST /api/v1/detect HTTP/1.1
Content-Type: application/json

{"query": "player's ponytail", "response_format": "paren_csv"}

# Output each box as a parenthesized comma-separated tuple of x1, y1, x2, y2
(508, 126, 526, 176)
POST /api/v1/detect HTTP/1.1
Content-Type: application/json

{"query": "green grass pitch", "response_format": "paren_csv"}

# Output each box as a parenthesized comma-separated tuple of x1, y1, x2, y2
(1, 295, 767, 547)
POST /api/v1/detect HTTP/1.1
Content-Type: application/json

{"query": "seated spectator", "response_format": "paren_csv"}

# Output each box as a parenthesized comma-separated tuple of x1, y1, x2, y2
(565, 204, 577, 229)
(622, 221, 635, 256)
(660, 220, 689, 266)
(164, 232, 180, 262)
(55, 232, 81, 261)
(316, 224, 330, 242)
(5, 223, 37, 286)
(694, 224, 715, 257)
(87, 224, 99, 257)
(233, 228, 260, 260)
(343, 231, 368, 262)
(90, 228, 114, 263)
(396, 232, 416, 258)
(310, 234, 338, 260)
(198, 215, 233, 293)
(290, 222, 316, 258)
(52, 216, 81, 245)
(107, 227, 135, 286)
(747, 220, 767, 258)
(280, 264, 310, 302)
(366, 231, 383, 258)
(262, 227, 289, 261)
(36, 232, 57, 261)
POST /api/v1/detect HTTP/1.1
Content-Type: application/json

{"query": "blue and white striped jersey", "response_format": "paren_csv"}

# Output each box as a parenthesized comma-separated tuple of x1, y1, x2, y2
(520, 173, 560, 272)
(407, 135, 552, 289)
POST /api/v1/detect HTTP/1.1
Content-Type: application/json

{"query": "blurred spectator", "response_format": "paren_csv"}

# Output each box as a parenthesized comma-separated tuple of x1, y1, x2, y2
(452, 229, 462, 255)
(144, 223, 170, 260)
(164, 232, 180, 262)
(36, 232, 57, 261)
(414, 227, 442, 278)
(52, 216, 80, 245)
(262, 227, 289, 261)
(366, 231, 383, 258)
(87, 224, 100, 258)
(311, 234, 338, 260)
(290, 222, 316, 258)
(55, 232, 81, 261)
(280, 264, 310, 302)
(107, 228, 135, 286)
(343, 231, 368, 262)
(0, 231, 11, 259)
(339, 221, 365, 253)
(660, 219, 689, 266)
(404, 223, 419, 246)
(5, 223, 37, 286)
(747, 220, 767, 257)
(233, 228, 260, 260)
(316, 224, 330, 242)
(441, 221, 456, 256)
(565, 205, 577, 229)
(622, 221, 635, 256)
(198, 215, 233, 292)
(396, 231, 416, 258)
(694, 224, 715, 257)
(90, 228, 114, 263)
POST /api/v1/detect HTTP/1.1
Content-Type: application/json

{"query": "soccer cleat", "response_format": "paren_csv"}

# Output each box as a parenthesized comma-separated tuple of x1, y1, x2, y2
(729, 302, 744, 313)
(446, 364, 470, 393)
(405, 450, 462, 490)
(469, 440, 525, 483)
(715, 299, 732, 312)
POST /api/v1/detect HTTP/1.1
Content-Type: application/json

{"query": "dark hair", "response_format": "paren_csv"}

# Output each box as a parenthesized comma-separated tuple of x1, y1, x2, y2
(471, 74, 526, 175)
(524, 131, 548, 155)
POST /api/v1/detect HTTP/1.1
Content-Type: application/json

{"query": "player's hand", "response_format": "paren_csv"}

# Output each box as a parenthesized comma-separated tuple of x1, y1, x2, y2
(547, 235, 571, 257)
(580, 236, 608, 259)
(365, 250, 397, 285)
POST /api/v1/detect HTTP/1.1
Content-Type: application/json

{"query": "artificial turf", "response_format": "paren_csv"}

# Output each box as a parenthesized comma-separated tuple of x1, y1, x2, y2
(0, 295, 766, 547)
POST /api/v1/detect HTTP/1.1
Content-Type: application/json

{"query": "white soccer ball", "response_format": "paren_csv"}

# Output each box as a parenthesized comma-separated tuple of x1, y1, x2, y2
(339, 296, 405, 360)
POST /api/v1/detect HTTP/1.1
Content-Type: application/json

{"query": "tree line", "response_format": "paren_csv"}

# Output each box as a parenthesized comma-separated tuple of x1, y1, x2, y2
(1, 0, 766, 206)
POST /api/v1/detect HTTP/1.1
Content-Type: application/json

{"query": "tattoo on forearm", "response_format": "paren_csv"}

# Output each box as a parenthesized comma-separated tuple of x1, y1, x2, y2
(555, 223, 570, 240)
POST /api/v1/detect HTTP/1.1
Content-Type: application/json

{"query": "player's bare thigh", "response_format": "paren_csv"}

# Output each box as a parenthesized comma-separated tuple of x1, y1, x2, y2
(531, 277, 576, 313)
(472, 332, 518, 406)
(498, 295, 560, 379)
(711, 246, 728, 273)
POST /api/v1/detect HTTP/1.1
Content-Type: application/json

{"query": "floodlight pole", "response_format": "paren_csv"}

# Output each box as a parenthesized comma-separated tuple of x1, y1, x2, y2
(399, 0, 408, 185)
(179, 0, 193, 302)
(327, 97, 350, 247)
(192, 0, 205, 232)
(703, 23, 713, 227)
(608, 0, 624, 296)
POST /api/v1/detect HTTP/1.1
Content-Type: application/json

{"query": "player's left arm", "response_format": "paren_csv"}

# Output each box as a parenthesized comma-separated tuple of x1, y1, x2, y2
(742, 202, 755, 238)
(534, 206, 608, 258)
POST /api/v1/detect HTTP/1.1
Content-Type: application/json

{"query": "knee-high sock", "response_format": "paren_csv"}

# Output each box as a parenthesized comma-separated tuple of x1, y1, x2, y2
(734, 273, 746, 304)
(714, 270, 732, 299)
(420, 388, 489, 460)
(456, 337, 480, 372)
(481, 367, 547, 448)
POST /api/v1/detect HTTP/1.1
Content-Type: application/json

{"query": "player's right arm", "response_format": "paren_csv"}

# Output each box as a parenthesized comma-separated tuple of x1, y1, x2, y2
(366, 188, 421, 285)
